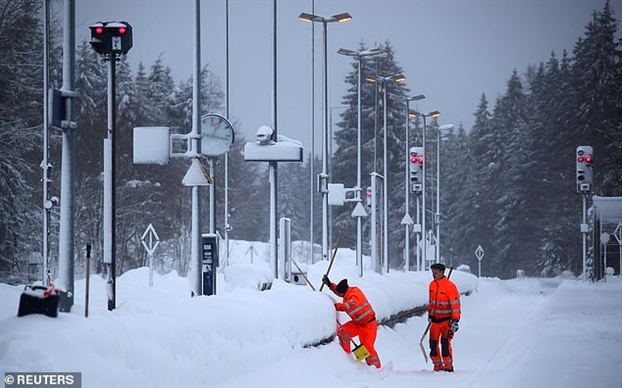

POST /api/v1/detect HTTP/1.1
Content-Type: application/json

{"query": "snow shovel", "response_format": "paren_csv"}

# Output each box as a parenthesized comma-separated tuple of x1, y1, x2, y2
(420, 266, 453, 363)
(336, 320, 369, 362)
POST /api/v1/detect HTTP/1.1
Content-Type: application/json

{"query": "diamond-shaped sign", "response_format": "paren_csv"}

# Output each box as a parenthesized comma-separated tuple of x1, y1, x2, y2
(475, 245, 485, 261)
(141, 223, 160, 255)
(613, 222, 622, 244)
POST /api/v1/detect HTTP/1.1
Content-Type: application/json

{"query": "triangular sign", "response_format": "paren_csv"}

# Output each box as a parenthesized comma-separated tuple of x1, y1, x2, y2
(351, 202, 368, 218)
(401, 213, 414, 225)
(182, 158, 212, 186)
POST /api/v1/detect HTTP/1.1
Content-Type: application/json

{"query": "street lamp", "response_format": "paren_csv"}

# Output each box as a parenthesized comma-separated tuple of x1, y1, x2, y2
(412, 110, 440, 270)
(337, 47, 384, 276)
(366, 74, 406, 273)
(402, 95, 425, 271)
(436, 123, 454, 263)
(299, 12, 352, 262)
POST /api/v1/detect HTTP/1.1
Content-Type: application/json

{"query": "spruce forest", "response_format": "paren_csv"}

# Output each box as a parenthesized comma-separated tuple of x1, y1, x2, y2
(1, 0, 620, 283)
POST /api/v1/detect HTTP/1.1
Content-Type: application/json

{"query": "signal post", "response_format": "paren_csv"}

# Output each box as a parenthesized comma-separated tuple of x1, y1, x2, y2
(576, 145, 594, 281)
(89, 21, 133, 310)
(409, 147, 424, 270)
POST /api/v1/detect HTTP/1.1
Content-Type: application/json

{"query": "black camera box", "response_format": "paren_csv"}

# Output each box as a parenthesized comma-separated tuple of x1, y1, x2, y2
(17, 284, 60, 318)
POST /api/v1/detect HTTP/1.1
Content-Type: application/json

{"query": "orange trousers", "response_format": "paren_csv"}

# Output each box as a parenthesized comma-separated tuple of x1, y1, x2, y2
(429, 320, 454, 370)
(338, 320, 381, 368)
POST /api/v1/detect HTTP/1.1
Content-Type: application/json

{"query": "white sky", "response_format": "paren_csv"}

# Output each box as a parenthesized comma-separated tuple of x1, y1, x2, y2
(71, 0, 622, 157)
(1, 240, 621, 387)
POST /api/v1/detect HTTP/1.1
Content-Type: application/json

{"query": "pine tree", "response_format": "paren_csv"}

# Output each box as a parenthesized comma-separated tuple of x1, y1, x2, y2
(0, 0, 44, 276)
(571, 0, 622, 196)
(440, 123, 474, 268)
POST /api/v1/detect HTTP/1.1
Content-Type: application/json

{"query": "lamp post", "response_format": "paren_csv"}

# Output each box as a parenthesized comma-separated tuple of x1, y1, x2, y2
(413, 110, 440, 269)
(402, 95, 425, 271)
(337, 47, 384, 275)
(299, 12, 352, 262)
(366, 74, 406, 273)
(436, 123, 453, 263)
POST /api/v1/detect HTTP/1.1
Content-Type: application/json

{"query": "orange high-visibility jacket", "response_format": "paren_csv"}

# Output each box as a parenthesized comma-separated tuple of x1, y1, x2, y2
(428, 276, 461, 322)
(331, 285, 376, 326)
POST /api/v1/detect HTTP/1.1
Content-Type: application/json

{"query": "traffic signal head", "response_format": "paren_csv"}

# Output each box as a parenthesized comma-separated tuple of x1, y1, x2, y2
(576, 146, 593, 193)
(409, 146, 424, 193)
(89, 21, 133, 55)
(366, 186, 373, 209)
(89, 22, 108, 54)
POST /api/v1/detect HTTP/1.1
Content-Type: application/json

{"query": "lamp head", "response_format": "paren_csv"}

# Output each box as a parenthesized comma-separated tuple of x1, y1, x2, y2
(337, 48, 357, 56)
(298, 12, 320, 23)
(409, 94, 426, 101)
(331, 12, 352, 23)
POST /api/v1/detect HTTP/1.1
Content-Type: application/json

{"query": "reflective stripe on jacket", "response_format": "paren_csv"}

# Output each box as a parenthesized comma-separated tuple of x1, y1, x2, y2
(428, 276, 461, 321)
(332, 285, 376, 326)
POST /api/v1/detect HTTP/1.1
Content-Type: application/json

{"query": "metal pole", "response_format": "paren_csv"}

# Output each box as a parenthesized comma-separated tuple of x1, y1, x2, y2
(321, 20, 329, 262)
(382, 82, 389, 274)
(224, 0, 230, 267)
(270, 0, 279, 278)
(209, 160, 214, 233)
(104, 55, 117, 310)
(189, 0, 203, 296)
(309, 2, 316, 264)
(42, 0, 51, 285)
(416, 195, 421, 270)
(370, 173, 379, 272)
(421, 115, 427, 268)
(582, 194, 587, 282)
(436, 126, 441, 262)
(58, 0, 76, 313)
(356, 55, 362, 276)
(404, 100, 410, 271)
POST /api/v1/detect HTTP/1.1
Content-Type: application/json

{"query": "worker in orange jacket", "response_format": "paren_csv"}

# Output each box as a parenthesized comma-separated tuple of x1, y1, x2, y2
(428, 263, 461, 372)
(322, 276, 381, 368)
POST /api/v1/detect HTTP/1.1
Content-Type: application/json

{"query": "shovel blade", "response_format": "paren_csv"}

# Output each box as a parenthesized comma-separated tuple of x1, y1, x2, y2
(353, 344, 370, 361)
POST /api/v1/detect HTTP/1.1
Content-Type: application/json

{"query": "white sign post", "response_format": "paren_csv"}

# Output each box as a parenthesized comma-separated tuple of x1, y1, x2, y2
(475, 245, 485, 278)
(613, 222, 622, 277)
(141, 223, 160, 287)
(600, 232, 610, 280)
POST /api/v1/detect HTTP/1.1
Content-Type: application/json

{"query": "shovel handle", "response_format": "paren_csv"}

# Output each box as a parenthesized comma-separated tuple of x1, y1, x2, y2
(319, 231, 343, 291)
(292, 259, 316, 291)
(420, 321, 431, 343)
(336, 319, 359, 348)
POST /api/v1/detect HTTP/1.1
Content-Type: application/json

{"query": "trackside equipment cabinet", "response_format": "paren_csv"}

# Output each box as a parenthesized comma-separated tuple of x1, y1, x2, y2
(201, 234, 219, 296)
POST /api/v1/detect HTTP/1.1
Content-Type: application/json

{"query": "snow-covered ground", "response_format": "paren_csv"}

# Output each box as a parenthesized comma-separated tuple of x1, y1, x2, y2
(1, 241, 621, 388)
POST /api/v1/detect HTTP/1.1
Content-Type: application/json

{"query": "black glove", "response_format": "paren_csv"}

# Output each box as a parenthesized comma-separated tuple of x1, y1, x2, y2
(451, 320, 459, 333)
(428, 314, 433, 323)
(322, 275, 331, 287)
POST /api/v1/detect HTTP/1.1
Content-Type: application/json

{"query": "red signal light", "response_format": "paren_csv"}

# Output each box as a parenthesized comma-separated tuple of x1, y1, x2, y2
(118, 26, 126, 35)
(585, 156, 593, 163)
(577, 156, 585, 163)
(410, 156, 417, 164)
(417, 156, 424, 164)
(95, 26, 104, 34)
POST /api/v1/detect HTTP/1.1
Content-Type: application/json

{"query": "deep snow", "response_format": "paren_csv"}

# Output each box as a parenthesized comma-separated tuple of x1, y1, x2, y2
(1, 240, 621, 388)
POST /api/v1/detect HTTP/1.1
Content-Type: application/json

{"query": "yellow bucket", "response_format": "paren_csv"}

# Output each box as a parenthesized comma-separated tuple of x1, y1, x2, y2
(353, 344, 369, 361)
